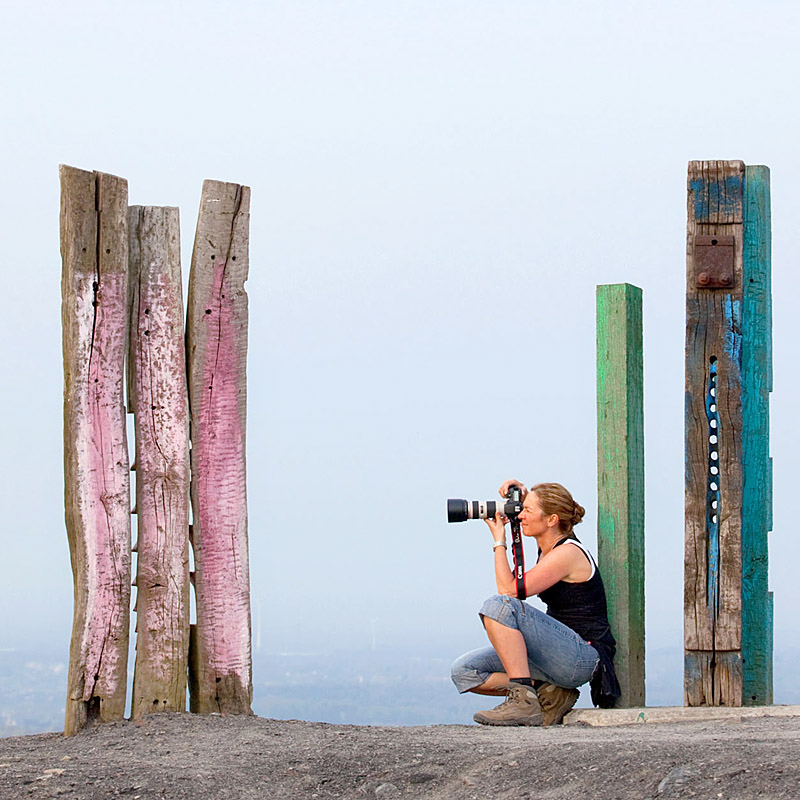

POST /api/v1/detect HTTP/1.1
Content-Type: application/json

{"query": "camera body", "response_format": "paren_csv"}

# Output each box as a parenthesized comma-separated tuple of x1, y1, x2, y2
(447, 486, 523, 523)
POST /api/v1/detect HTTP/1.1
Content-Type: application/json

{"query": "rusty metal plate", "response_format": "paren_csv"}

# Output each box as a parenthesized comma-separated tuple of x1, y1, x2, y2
(694, 235, 735, 288)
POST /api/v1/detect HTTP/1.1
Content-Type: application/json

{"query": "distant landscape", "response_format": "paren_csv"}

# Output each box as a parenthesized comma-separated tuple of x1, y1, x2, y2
(4, 643, 797, 737)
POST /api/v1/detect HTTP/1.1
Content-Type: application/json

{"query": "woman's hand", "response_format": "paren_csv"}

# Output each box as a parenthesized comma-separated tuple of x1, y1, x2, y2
(499, 479, 528, 499)
(485, 511, 508, 543)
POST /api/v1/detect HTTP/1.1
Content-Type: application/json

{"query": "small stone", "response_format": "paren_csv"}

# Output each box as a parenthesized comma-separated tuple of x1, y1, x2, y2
(375, 783, 400, 797)
(507, 760, 519, 767)
(657, 766, 698, 795)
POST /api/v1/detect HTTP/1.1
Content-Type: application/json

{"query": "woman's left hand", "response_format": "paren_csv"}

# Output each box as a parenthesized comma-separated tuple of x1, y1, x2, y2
(485, 512, 508, 542)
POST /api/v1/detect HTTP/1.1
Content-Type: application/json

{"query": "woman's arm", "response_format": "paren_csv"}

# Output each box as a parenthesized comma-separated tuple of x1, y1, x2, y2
(521, 548, 579, 597)
(487, 481, 528, 595)
(486, 512, 590, 597)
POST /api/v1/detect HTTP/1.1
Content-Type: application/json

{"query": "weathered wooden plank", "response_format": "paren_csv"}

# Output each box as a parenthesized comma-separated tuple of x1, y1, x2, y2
(685, 160, 745, 706)
(186, 180, 253, 714)
(684, 651, 743, 706)
(128, 206, 191, 718)
(741, 165, 773, 705)
(60, 165, 131, 735)
(596, 283, 645, 708)
(688, 160, 744, 225)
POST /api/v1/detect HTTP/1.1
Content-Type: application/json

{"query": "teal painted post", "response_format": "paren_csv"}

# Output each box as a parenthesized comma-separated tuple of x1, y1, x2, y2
(596, 283, 645, 708)
(741, 166, 773, 705)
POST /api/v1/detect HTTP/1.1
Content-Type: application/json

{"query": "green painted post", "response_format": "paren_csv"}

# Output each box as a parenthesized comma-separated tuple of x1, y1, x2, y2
(741, 165, 773, 705)
(596, 283, 645, 708)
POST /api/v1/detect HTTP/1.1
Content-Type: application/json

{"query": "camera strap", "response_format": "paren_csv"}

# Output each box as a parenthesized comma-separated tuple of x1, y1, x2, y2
(510, 518, 526, 600)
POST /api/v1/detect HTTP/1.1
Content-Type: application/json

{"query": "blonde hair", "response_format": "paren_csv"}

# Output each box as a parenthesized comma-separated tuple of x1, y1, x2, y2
(530, 482, 585, 537)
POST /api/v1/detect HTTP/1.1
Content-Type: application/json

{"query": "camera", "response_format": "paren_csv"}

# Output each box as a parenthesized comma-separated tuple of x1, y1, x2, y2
(447, 486, 523, 523)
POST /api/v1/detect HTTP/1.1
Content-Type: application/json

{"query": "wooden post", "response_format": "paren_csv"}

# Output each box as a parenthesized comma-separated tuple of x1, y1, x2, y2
(741, 167, 773, 705)
(684, 160, 773, 706)
(60, 166, 131, 735)
(186, 180, 253, 714)
(127, 206, 191, 718)
(596, 283, 645, 708)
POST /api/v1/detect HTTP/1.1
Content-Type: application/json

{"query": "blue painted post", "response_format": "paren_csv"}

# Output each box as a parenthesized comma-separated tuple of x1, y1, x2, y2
(684, 160, 773, 706)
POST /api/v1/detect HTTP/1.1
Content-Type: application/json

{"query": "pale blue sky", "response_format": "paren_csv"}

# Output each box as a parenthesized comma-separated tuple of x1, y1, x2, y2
(1, 1, 798, 704)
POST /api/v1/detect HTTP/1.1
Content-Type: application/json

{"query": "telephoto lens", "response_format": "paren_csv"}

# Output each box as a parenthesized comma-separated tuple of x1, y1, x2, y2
(446, 498, 522, 523)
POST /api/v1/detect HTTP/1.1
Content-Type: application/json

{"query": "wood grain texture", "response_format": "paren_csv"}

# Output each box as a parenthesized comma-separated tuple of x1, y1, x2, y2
(128, 206, 190, 718)
(596, 283, 645, 708)
(685, 161, 744, 706)
(186, 180, 253, 714)
(60, 166, 131, 735)
(740, 166, 773, 705)
(685, 651, 743, 707)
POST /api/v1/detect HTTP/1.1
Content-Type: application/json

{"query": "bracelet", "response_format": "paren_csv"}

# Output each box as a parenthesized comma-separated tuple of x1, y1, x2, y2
(492, 541, 507, 550)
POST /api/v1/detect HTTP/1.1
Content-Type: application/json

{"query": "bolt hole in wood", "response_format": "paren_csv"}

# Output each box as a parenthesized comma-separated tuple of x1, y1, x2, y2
(706, 356, 721, 612)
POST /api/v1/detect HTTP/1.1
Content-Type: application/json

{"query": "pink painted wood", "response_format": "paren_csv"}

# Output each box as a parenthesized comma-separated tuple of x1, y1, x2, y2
(186, 180, 252, 714)
(128, 206, 190, 718)
(60, 166, 131, 736)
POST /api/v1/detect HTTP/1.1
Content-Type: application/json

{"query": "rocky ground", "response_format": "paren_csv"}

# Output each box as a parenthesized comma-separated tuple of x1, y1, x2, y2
(1, 712, 799, 799)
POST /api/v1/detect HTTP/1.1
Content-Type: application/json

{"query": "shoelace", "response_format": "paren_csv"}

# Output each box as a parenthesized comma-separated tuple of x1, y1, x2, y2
(500, 687, 535, 706)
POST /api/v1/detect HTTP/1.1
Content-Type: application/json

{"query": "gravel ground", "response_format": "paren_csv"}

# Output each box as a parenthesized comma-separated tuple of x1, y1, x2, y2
(1, 712, 799, 799)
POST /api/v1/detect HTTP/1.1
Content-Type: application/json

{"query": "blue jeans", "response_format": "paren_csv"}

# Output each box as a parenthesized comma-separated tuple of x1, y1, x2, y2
(451, 595, 599, 692)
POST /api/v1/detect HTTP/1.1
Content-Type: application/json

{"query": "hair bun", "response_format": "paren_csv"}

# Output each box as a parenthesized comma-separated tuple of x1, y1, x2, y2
(530, 483, 584, 534)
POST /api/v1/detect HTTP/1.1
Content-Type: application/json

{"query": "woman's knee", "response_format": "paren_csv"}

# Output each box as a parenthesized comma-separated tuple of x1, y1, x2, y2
(479, 594, 522, 629)
(450, 649, 492, 693)
(450, 650, 471, 683)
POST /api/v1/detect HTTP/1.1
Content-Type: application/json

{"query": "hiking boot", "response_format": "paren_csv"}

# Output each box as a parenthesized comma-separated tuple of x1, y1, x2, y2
(537, 683, 580, 726)
(473, 683, 544, 726)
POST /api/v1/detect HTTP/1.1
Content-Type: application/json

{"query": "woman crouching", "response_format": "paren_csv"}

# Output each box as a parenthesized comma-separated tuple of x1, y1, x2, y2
(451, 480, 620, 726)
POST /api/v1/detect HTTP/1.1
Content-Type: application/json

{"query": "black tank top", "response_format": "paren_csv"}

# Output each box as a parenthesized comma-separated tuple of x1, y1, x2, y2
(536, 537, 620, 707)
(536, 538, 613, 645)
